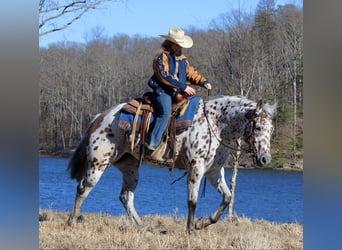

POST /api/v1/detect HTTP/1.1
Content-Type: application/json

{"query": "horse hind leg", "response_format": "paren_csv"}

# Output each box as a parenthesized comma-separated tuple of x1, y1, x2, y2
(67, 164, 108, 225)
(67, 177, 91, 225)
(116, 154, 143, 227)
(195, 168, 231, 230)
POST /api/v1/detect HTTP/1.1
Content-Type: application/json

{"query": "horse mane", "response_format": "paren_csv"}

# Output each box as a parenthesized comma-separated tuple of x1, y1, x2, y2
(205, 95, 276, 117)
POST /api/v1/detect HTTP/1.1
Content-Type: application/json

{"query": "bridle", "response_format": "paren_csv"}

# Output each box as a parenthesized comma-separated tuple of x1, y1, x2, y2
(203, 102, 265, 157)
(243, 109, 263, 156)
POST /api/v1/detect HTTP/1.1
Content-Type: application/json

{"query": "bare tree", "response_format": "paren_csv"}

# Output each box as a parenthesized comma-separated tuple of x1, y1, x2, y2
(39, 0, 123, 37)
(39, 3, 303, 170)
(227, 139, 241, 220)
(275, 4, 303, 165)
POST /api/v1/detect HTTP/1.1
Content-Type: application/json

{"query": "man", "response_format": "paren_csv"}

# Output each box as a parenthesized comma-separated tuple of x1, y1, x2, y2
(145, 27, 212, 155)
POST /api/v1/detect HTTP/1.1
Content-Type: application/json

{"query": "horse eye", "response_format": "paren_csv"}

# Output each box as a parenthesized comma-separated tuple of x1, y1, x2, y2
(255, 125, 261, 131)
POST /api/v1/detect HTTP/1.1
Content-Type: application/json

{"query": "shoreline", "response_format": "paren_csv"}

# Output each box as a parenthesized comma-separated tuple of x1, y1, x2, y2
(39, 209, 303, 226)
(39, 153, 303, 172)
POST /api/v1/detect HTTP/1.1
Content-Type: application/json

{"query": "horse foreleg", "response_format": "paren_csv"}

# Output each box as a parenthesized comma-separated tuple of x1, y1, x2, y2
(67, 167, 106, 225)
(117, 159, 142, 227)
(186, 169, 203, 233)
(195, 168, 231, 230)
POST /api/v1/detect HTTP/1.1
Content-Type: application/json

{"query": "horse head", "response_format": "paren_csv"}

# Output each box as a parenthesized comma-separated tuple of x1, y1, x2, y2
(244, 99, 276, 167)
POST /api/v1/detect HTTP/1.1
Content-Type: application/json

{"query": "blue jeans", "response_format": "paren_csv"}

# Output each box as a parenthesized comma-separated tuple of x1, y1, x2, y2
(146, 92, 172, 150)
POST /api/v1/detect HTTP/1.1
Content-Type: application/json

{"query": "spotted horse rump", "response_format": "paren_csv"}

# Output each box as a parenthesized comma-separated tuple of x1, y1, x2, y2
(67, 95, 276, 233)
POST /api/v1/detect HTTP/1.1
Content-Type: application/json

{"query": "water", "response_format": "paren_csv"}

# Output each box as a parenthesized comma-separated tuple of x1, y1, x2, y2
(39, 157, 303, 224)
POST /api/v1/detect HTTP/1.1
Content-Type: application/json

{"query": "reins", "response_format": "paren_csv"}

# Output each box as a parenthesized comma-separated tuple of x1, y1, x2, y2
(203, 100, 257, 154)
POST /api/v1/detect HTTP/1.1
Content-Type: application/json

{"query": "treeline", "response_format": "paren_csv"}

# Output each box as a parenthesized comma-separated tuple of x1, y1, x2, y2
(39, 2, 303, 168)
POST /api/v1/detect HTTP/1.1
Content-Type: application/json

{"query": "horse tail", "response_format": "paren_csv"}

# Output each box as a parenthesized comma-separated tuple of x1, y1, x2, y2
(67, 113, 104, 182)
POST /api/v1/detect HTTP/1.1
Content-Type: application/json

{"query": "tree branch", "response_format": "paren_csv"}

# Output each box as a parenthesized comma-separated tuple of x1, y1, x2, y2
(39, 0, 116, 37)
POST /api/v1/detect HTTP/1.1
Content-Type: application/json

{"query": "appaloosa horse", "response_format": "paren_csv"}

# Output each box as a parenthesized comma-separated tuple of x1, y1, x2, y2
(67, 95, 276, 232)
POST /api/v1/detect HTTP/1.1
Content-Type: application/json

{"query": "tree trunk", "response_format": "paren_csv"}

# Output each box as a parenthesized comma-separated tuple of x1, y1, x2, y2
(228, 139, 241, 220)
(292, 59, 297, 164)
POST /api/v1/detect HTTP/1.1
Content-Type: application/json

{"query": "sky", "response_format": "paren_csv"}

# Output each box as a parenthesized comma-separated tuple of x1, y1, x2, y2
(39, 0, 302, 48)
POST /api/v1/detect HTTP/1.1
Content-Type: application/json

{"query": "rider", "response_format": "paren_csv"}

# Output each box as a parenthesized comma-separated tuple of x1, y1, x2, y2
(145, 27, 212, 153)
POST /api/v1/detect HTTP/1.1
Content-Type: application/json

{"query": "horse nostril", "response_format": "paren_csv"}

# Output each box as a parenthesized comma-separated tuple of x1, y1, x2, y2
(256, 155, 271, 167)
(261, 155, 271, 165)
(261, 157, 267, 164)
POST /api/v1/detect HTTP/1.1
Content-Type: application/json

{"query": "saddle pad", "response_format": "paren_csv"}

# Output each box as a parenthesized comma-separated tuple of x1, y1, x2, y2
(117, 96, 201, 132)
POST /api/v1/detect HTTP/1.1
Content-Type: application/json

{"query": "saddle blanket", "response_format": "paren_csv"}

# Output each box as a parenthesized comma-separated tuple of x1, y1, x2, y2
(117, 96, 201, 132)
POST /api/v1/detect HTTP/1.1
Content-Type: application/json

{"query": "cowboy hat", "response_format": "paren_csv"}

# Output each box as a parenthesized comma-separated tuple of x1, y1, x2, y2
(160, 27, 193, 48)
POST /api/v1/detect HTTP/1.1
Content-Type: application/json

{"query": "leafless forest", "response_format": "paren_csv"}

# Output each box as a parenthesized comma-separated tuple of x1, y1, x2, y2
(39, 3, 303, 168)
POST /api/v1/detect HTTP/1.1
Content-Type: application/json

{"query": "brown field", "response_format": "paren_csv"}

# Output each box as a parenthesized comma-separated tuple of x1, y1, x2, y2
(39, 210, 302, 249)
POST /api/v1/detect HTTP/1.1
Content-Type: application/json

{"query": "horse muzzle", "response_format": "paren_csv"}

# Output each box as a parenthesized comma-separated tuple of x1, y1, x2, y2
(256, 153, 272, 167)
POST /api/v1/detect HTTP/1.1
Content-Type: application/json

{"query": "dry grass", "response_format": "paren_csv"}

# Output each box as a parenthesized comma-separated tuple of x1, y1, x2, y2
(39, 210, 302, 249)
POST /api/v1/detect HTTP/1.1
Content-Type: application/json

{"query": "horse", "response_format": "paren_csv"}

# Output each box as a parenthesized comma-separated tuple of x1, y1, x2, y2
(66, 95, 276, 233)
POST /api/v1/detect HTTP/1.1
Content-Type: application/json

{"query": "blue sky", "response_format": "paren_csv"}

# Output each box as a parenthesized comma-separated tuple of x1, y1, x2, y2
(39, 0, 302, 48)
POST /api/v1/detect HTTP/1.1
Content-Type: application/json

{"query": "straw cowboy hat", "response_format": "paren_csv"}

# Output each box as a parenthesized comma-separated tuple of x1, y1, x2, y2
(160, 27, 193, 48)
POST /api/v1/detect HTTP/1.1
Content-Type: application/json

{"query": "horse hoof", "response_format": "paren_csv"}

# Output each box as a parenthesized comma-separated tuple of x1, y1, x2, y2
(195, 218, 204, 230)
(67, 217, 74, 226)
(195, 217, 210, 230)
(39, 213, 48, 222)
(77, 215, 84, 222)
(186, 228, 198, 235)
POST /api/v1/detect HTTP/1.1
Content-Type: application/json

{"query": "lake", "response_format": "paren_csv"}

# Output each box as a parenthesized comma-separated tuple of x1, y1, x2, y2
(39, 157, 303, 224)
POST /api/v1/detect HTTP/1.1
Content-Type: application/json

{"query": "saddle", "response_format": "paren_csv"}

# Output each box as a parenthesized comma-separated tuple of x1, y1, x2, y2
(120, 92, 190, 163)
(122, 92, 189, 117)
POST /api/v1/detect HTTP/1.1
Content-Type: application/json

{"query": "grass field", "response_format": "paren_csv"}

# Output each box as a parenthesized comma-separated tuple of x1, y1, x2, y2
(39, 210, 302, 249)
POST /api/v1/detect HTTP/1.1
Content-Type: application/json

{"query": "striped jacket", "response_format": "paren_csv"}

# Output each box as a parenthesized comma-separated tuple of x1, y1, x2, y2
(148, 51, 209, 95)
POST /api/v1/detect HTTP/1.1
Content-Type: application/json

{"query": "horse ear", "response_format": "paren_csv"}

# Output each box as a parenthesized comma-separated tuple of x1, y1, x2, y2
(270, 102, 277, 115)
(263, 102, 277, 117)
(256, 99, 264, 113)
